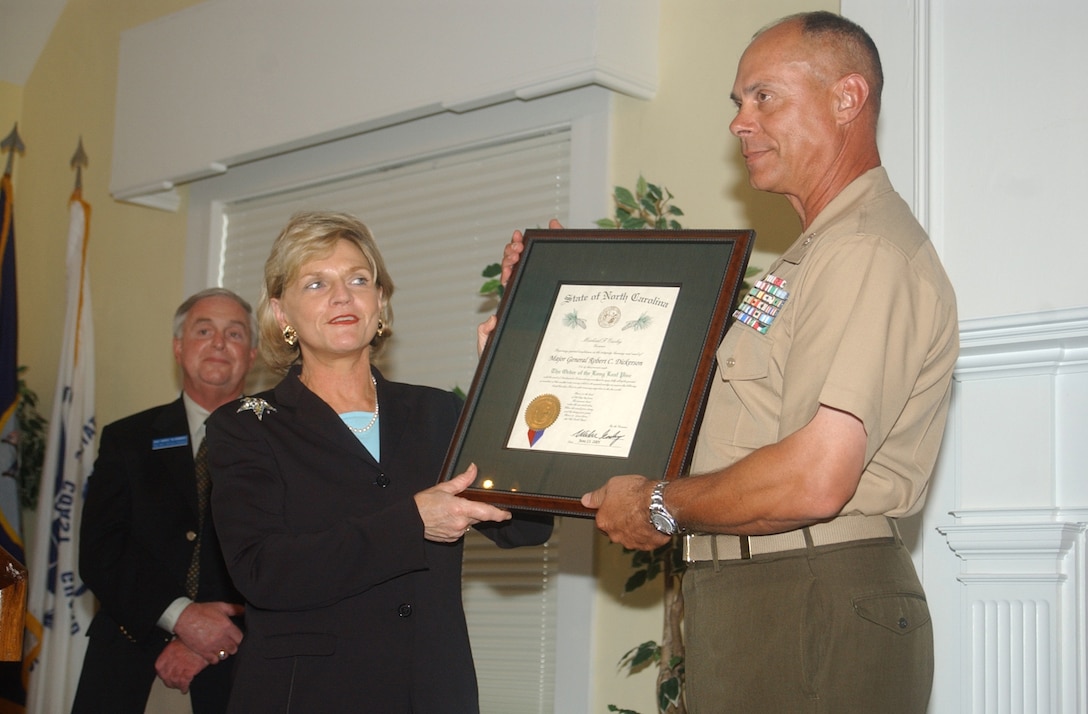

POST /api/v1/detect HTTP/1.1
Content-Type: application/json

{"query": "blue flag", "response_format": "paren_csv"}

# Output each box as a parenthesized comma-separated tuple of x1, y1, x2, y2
(0, 171, 28, 711)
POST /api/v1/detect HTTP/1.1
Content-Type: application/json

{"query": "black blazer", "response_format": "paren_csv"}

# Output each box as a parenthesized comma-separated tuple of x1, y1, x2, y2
(207, 366, 552, 714)
(73, 397, 241, 714)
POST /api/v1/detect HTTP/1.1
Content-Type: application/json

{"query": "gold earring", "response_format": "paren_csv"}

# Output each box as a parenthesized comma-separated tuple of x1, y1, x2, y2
(376, 319, 385, 338)
(282, 325, 298, 346)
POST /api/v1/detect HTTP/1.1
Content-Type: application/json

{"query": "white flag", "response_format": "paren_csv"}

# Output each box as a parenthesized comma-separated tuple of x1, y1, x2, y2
(25, 193, 96, 714)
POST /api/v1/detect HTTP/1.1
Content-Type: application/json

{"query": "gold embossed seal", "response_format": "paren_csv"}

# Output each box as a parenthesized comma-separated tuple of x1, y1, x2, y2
(524, 394, 561, 430)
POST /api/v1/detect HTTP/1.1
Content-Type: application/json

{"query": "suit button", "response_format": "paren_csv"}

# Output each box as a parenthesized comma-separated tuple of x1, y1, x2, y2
(398, 603, 413, 618)
(185, 531, 197, 542)
(375, 474, 390, 487)
(725, 357, 736, 368)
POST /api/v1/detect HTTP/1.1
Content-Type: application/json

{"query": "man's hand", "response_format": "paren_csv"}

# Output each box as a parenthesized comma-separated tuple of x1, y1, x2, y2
(582, 475, 671, 551)
(155, 639, 209, 694)
(173, 601, 244, 665)
(478, 218, 565, 356)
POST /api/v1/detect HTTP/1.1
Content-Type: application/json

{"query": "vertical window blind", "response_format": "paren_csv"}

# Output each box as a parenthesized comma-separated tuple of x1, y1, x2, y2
(216, 130, 570, 712)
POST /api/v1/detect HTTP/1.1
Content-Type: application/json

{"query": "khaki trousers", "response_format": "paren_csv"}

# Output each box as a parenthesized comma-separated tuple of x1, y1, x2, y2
(683, 539, 933, 714)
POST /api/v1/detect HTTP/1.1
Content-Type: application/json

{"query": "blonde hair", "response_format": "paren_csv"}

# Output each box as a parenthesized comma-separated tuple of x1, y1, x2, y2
(258, 211, 395, 373)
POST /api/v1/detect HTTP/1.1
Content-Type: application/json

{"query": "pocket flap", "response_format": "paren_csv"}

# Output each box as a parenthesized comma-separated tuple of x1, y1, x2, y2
(853, 593, 931, 636)
(715, 327, 772, 382)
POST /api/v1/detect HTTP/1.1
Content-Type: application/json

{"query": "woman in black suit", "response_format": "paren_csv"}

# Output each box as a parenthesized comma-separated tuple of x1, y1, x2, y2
(206, 211, 551, 714)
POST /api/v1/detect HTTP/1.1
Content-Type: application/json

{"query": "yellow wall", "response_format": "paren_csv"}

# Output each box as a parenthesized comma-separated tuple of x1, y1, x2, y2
(14, 2, 832, 713)
(612, 0, 837, 269)
(15, 0, 202, 437)
(1, 83, 23, 150)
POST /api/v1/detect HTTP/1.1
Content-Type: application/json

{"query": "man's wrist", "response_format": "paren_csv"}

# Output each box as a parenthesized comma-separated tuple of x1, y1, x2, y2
(158, 596, 194, 634)
(648, 480, 681, 535)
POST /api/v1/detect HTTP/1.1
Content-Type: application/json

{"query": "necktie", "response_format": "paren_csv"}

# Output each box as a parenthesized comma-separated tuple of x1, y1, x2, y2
(186, 437, 209, 599)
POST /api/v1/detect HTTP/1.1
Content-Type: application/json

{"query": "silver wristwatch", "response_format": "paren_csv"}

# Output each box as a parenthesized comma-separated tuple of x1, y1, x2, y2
(648, 480, 680, 535)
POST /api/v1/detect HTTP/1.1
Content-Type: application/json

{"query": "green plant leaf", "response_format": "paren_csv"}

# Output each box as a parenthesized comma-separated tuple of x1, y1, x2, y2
(659, 676, 682, 709)
(595, 218, 618, 229)
(481, 262, 501, 278)
(624, 569, 648, 593)
(479, 278, 502, 297)
(640, 196, 659, 216)
(618, 640, 660, 672)
(614, 186, 638, 212)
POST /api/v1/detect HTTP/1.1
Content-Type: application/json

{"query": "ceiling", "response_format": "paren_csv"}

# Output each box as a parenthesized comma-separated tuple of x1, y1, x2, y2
(0, 0, 68, 86)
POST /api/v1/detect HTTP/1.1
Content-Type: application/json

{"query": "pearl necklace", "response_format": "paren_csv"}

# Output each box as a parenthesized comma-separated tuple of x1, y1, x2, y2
(347, 376, 379, 434)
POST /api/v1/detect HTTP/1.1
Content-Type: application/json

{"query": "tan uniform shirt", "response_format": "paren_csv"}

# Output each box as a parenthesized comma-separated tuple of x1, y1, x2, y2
(691, 167, 958, 518)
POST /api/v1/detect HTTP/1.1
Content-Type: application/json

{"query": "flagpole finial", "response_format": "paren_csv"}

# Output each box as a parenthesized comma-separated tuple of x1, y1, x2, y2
(1, 123, 25, 178)
(70, 137, 89, 191)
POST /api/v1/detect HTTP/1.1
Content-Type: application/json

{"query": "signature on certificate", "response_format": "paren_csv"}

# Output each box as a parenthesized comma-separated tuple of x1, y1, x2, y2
(571, 428, 626, 447)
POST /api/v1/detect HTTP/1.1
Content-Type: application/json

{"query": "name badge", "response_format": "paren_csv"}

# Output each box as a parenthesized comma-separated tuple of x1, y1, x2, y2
(152, 435, 190, 451)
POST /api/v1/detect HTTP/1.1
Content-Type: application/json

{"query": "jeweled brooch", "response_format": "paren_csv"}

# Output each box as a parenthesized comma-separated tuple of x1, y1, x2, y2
(237, 397, 277, 421)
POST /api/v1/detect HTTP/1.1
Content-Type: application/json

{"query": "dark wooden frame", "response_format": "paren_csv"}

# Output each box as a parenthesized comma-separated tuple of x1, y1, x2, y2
(440, 228, 754, 517)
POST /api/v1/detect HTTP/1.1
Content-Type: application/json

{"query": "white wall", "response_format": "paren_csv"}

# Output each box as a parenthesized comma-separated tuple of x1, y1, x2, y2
(846, 2, 1088, 712)
(110, 0, 658, 207)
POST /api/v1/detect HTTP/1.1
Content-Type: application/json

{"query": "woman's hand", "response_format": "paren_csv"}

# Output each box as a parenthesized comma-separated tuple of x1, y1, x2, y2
(500, 218, 563, 285)
(476, 315, 497, 358)
(414, 464, 512, 543)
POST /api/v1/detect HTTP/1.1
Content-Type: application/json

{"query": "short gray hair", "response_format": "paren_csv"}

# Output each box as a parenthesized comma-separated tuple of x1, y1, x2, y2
(173, 287, 258, 347)
(761, 11, 884, 116)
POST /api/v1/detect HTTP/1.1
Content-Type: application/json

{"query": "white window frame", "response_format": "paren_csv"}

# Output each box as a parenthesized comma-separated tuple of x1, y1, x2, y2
(185, 86, 611, 712)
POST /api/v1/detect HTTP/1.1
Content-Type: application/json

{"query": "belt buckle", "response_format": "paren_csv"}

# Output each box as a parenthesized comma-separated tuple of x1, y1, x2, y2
(739, 535, 751, 560)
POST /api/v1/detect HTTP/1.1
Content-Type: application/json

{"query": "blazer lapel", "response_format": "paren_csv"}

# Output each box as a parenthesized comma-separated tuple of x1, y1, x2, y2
(275, 367, 381, 468)
(150, 398, 198, 515)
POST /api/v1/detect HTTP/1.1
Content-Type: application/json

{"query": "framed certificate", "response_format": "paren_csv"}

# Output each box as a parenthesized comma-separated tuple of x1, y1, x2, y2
(440, 229, 754, 517)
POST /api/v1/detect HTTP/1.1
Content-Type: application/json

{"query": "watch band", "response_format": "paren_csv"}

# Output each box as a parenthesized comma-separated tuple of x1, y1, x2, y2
(649, 480, 680, 535)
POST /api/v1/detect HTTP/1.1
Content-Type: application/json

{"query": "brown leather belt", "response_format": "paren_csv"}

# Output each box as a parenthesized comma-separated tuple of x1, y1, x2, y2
(683, 514, 897, 562)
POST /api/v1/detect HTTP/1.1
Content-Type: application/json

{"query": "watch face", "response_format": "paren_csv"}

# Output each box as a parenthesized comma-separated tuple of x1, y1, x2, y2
(651, 511, 676, 535)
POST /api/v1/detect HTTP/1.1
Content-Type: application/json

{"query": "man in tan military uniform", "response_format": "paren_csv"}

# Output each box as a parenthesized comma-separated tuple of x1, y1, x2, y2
(578, 11, 959, 714)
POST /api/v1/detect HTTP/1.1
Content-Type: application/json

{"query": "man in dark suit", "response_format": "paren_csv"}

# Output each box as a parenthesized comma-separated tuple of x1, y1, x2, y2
(72, 288, 257, 714)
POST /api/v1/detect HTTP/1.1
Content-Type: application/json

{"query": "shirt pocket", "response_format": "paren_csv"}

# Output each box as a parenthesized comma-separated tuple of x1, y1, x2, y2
(716, 324, 773, 382)
(701, 326, 779, 452)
